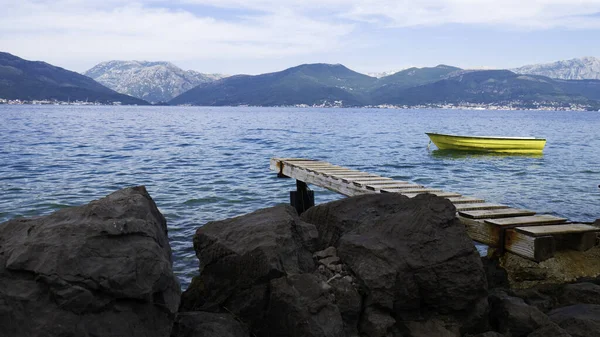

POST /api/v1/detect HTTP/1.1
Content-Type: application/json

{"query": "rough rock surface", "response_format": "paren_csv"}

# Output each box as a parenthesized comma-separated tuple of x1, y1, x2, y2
(179, 193, 600, 337)
(0, 186, 181, 337)
(267, 273, 345, 337)
(179, 205, 317, 334)
(303, 193, 489, 334)
(548, 304, 600, 337)
(488, 289, 552, 337)
(171, 311, 248, 337)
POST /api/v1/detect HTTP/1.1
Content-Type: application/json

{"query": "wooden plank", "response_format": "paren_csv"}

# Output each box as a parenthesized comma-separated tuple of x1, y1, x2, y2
(398, 191, 462, 198)
(515, 224, 600, 236)
(516, 224, 600, 252)
(459, 208, 536, 219)
(342, 177, 393, 182)
(505, 229, 556, 262)
(365, 183, 421, 191)
(455, 203, 509, 212)
(277, 158, 320, 162)
(485, 215, 568, 228)
(447, 196, 485, 204)
(291, 164, 343, 169)
(338, 175, 383, 180)
(273, 163, 376, 197)
(353, 180, 405, 186)
(391, 188, 443, 194)
(306, 168, 359, 173)
(459, 216, 556, 261)
(368, 183, 424, 190)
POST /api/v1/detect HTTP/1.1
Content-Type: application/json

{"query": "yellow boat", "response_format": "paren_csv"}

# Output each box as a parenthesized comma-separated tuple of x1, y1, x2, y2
(426, 133, 546, 154)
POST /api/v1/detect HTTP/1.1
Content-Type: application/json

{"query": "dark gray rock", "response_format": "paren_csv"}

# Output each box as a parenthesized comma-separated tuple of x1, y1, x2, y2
(489, 289, 552, 337)
(481, 256, 510, 289)
(512, 288, 557, 313)
(548, 304, 600, 337)
(0, 186, 180, 337)
(180, 205, 316, 334)
(403, 318, 458, 337)
(526, 323, 572, 337)
(171, 311, 249, 337)
(302, 193, 488, 333)
(466, 332, 506, 337)
(558, 282, 600, 306)
(359, 307, 397, 337)
(329, 275, 362, 335)
(315, 246, 338, 259)
(267, 273, 345, 337)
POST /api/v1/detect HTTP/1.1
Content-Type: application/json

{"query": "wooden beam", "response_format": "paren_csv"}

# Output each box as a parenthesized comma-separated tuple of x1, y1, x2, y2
(371, 183, 424, 189)
(447, 196, 485, 204)
(273, 162, 375, 197)
(459, 216, 501, 247)
(393, 188, 443, 194)
(395, 191, 462, 198)
(364, 183, 420, 190)
(354, 180, 408, 186)
(505, 229, 556, 262)
(455, 203, 509, 212)
(516, 224, 600, 252)
(341, 177, 393, 182)
(485, 215, 568, 228)
(515, 223, 600, 236)
(459, 208, 536, 219)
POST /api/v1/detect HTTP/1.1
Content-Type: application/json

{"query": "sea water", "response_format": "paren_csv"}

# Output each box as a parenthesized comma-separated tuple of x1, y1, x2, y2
(1, 105, 599, 286)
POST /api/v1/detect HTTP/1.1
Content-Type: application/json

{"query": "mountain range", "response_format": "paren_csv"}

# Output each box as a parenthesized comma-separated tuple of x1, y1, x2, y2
(169, 63, 600, 109)
(512, 57, 600, 80)
(0, 52, 148, 105)
(1, 52, 599, 110)
(84, 61, 226, 103)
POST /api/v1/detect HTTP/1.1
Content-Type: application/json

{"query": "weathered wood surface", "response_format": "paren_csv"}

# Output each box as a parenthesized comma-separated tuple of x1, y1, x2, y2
(459, 216, 500, 247)
(393, 191, 462, 198)
(459, 208, 536, 219)
(515, 223, 600, 236)
(341, 177, 393, 182)
(447, 196, 485, 204)
(505, 229, 556, 262)
(455, 203, 510, 212)
(485, 215, 568, 228)
(517, 224, 600, 252)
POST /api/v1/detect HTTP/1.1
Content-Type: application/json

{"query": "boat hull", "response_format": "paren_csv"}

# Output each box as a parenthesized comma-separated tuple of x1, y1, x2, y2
(426, 133, 546, 154)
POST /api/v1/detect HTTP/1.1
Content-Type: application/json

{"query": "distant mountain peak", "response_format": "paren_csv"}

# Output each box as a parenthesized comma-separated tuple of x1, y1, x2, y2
(84, 60, 227, 103)
(512, 57, 600, 80)
(0, 52, 147, 104)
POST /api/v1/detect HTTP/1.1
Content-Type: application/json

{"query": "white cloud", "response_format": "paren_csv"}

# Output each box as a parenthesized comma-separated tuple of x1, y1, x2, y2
(0, 0, 353, 72)
(0, 0, 599, 73)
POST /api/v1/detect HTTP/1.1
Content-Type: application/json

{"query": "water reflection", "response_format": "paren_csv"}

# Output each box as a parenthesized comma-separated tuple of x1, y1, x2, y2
(429, 149, 544, 159)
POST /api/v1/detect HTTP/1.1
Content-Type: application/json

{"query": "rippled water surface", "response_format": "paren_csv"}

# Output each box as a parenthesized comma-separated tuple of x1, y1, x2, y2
(1, 105, 599, 286)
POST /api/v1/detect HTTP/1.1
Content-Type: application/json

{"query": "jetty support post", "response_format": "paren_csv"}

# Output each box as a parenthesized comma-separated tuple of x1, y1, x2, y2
(290, 180, 314, 215)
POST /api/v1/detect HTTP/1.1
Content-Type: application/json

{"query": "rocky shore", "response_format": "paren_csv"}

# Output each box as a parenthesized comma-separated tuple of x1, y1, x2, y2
(1, 187, 598, 337)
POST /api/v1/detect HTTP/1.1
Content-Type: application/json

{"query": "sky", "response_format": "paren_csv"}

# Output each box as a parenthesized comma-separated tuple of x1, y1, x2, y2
(1, 0, 600, 75)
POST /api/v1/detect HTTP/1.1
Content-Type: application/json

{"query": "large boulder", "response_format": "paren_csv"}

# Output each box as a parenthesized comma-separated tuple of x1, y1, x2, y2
(0, 186, 181, 337)
(301, 193, 489, 335)
(548, 304, 600, 337)
(180, 205, 317, 334)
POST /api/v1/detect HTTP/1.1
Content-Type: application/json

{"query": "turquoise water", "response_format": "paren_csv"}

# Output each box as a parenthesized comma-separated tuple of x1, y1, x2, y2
(1, 105, 599, 286)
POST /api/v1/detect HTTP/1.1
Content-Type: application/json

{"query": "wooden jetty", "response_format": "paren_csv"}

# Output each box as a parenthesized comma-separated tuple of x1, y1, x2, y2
(270, 157, 599, 262)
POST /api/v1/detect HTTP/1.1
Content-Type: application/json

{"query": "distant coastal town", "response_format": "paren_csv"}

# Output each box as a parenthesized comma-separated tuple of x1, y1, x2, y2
(1, 97, 597, 111)
(0, 98, 122, 106)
